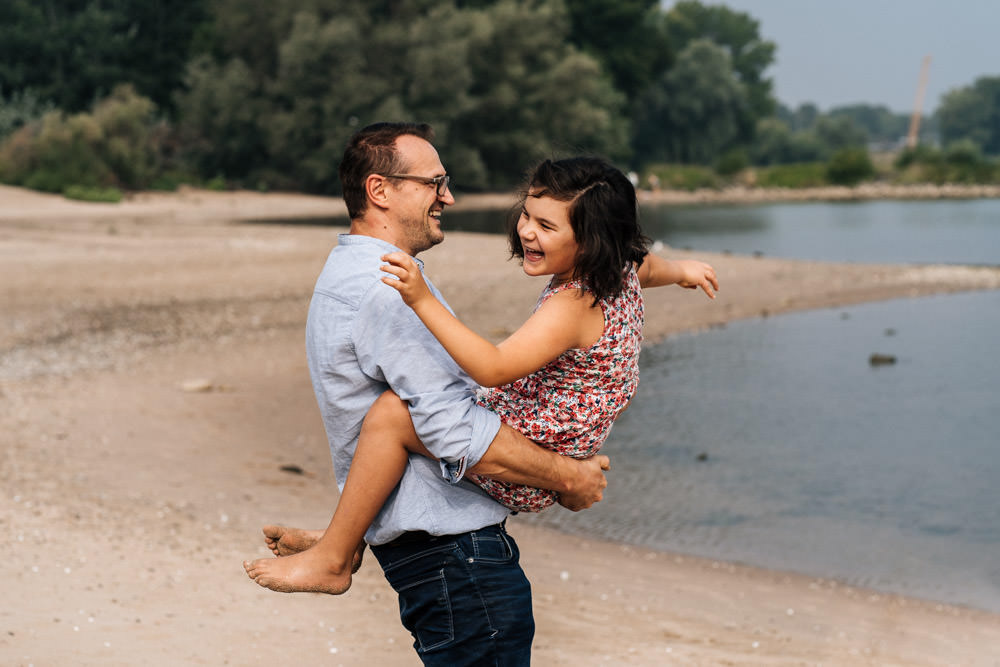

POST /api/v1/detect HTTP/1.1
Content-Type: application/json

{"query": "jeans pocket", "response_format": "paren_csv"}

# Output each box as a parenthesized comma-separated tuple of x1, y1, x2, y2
(469, 529, 514, 563)
(395, 569, 455, 652)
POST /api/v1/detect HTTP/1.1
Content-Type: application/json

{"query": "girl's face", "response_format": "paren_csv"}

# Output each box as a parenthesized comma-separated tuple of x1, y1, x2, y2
(516, 193, 579, 283)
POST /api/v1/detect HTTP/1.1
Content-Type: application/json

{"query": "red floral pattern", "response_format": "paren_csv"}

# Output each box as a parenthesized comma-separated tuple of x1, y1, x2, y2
(471, 266, 644, 512)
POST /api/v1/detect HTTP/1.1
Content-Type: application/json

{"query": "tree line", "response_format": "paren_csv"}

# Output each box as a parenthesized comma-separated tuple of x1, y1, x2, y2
(0, 0, 997, 200)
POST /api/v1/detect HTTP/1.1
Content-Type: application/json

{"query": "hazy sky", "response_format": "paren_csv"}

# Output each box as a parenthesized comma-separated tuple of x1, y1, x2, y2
(662, 0, 999, 113)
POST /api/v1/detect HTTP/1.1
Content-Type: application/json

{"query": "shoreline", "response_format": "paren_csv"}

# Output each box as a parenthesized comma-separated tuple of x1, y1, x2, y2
(3, 182, 999, 226)
(637, 182, 1000, 206)
(453, 183, 1000, 212)
(3, 185, 1000, 665)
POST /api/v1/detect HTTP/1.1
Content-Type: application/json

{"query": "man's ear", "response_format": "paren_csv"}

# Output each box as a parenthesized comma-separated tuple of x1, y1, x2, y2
(366, 174, 391, 211)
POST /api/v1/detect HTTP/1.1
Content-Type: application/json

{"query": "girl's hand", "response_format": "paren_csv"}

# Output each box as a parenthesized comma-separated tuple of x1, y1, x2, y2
(381, 252, 433, 308)
(674, 259, 719, 299)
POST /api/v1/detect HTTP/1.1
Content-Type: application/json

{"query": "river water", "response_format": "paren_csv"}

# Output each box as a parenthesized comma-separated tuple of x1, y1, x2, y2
(522, 290, 1000, 612)
(640, 198, 1000, 265)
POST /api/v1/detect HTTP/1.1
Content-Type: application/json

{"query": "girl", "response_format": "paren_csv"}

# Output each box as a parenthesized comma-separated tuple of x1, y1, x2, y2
(244, 157, 718, 594)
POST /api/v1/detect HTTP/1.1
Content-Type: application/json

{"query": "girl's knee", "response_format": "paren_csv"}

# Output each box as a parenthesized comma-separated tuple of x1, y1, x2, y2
(365, 390, 428, 458)
(364, 391, 413, 439)
(371, 390, 408, 420)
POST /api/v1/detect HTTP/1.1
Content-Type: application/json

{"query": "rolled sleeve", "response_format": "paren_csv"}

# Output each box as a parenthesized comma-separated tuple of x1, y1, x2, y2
(354, 281, 501, 481)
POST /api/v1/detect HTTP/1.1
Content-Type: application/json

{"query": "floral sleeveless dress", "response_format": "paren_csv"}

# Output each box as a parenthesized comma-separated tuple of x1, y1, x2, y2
(470, 266, 644, 512)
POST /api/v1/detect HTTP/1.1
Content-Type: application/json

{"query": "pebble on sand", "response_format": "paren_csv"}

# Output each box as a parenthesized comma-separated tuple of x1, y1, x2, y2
(180, 378, 214, 392)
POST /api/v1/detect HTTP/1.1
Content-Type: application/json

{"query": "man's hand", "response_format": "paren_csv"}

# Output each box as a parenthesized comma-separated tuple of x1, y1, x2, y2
(468, 425, 609, 509)
(557, 455, 611, 511)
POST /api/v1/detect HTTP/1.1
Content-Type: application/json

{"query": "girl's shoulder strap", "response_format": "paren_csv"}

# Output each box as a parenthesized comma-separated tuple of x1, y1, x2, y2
(539, 276, 590, 304)
(543, 263, 641, 304)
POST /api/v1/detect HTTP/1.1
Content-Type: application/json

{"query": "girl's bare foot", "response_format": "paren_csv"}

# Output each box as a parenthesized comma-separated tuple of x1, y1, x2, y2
(243, 548, 352, 595)
(261, 525, 366, 572)
(262, 525, 322, 557)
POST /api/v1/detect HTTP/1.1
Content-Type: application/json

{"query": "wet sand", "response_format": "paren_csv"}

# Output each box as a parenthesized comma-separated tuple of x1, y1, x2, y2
(3, 184, 1000, 665)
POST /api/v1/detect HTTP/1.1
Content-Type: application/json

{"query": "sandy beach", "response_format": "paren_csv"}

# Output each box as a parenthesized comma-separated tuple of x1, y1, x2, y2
(3, 184, 1000, 666)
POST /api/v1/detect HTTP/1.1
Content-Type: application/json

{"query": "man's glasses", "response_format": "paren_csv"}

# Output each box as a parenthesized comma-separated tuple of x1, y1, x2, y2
(385, 173, 451, 196)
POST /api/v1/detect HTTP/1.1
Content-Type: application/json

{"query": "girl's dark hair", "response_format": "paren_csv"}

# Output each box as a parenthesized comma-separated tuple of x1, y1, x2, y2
(338, 122, 435, 219)
(507, 157, 650, 303)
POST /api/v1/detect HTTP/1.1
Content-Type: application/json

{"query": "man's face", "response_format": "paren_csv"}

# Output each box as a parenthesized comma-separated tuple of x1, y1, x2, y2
(389, 135, 455, 255)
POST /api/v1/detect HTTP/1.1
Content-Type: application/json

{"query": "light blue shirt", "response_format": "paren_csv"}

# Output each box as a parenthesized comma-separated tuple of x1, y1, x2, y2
(306, 234, 509, 545)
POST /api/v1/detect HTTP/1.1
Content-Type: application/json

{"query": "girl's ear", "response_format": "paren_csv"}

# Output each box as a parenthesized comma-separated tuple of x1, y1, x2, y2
(366, 174, 390, 210)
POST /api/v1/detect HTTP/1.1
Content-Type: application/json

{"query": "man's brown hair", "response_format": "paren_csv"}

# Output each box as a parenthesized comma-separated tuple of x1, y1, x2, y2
(338, 122, 435, 219)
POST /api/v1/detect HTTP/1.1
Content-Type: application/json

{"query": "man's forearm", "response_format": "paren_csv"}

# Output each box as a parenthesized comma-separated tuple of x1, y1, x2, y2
(467, 423, 580, 493)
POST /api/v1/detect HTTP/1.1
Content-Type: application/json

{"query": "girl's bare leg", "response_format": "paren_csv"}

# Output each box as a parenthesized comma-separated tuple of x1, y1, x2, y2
(243, 391, 430, 594)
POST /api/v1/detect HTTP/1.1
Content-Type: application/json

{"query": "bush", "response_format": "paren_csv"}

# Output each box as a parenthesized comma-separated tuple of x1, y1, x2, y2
(714, 149, 748, 177)
(0, 85, 172, 193)
(751, 118, 828, 166)
(0, 111, 113, 191)
(826, 148, 875, 185)
(91, 85, 163, 189)
(148, 169, 198, 191)
(894, 144, 940, 170)
(892, 142, 999, 184)
(643, 164, 719, 191)
(63, 185, 123, 202)
(755, 162, 828, 188)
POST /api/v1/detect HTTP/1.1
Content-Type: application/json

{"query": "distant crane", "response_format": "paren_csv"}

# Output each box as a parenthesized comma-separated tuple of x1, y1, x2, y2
(906, 55, 932, 148)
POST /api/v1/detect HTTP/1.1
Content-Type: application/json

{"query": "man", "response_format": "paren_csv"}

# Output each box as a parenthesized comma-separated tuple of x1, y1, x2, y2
(257, 122, 609, 665)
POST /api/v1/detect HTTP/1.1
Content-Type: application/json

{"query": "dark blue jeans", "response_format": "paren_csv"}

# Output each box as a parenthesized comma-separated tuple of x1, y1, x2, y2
(370, 523, 534, 666)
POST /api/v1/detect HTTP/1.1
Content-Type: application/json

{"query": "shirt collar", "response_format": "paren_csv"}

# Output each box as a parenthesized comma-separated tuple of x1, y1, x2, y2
(337, 233, 425, 269)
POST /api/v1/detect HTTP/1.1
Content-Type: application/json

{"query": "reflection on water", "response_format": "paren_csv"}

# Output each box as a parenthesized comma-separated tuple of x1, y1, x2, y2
(519, 290, 1000, 612)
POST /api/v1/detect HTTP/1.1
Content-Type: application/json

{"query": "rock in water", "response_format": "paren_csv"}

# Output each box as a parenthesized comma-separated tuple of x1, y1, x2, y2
(868, 353, 896, 366)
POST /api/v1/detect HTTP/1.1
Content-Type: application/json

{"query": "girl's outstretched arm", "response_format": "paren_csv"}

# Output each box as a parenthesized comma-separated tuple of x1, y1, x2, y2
(637, 253, 719, 297)
(381, 252, 603, 387)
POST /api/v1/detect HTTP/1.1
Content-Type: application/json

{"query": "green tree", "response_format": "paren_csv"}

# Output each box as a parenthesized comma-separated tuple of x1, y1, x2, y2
(827, 104, 909, 146)
(750, 117, 825, 166)
(446, 0, 627, 188)
(632, 40, 748, 165)
(174, 56, 266, 182)
(262, 9, 376, 190)
(662, 1, 776, 123)
(562, 0, 671, 103)
(938, 76, 1000, 155)
(813, 116, 868, 152)
(777, 103, 820, 132)
(0, 0, 208, 113)
(175, 0, 627, 191)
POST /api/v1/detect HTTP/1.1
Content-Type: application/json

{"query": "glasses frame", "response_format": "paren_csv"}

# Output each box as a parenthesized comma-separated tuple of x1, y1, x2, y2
(384, 173, 451, 196)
